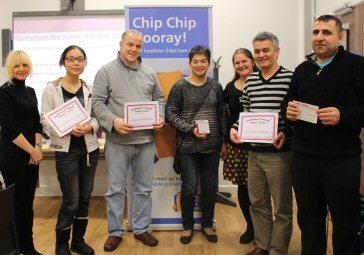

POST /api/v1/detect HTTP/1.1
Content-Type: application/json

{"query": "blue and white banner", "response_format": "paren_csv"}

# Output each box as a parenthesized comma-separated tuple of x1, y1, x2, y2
(125, 6, 212, 75)
(125, 6, 213, 230)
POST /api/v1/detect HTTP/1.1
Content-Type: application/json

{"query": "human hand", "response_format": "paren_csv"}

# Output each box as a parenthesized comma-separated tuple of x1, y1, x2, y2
(220, 142, 227, 160)
(286, 101, 300, 121)
(71, 123, 93, 137)
(113, 117, 134, 134)
(273, 132, 286, 149)
(29, 146, 43, 165)
(230, 128, 243, 144)
(193, 127, 207, 140)
(153, 117, 165, 130)
(318, 107, 340, 126)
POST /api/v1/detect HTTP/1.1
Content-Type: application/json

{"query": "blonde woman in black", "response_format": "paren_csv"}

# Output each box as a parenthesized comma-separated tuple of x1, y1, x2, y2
(0, 50, 43, 255)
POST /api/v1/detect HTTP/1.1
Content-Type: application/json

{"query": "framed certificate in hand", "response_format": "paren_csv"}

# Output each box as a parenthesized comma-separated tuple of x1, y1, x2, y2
(44, 97, 91, 137)
(124, 101, 159, 130)
(238, 112, 278, 143)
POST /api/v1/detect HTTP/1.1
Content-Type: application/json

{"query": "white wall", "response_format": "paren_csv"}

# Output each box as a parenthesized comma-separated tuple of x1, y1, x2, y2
(315, 0, 364, 16)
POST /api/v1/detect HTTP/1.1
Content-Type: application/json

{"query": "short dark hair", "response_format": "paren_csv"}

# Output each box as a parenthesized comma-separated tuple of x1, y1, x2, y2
(315, 15, 343, 32)
(59, 45, 87, 67)
(188, 45, 211, 64)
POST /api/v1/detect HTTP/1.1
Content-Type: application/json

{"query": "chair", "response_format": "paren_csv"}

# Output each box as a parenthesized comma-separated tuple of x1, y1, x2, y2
(0, 184, 20, 255)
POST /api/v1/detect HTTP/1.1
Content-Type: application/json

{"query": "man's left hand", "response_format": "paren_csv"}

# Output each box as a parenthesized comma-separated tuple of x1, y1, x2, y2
(273, 132, 286, 149)
(153, 117, 165, 130)
(317, 107, 340, 126)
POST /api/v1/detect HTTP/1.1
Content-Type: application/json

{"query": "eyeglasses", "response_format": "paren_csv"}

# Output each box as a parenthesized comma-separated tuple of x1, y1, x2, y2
(65, 57, 85, 63)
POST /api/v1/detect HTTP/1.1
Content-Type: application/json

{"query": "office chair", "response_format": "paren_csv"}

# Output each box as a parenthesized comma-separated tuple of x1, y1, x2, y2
(0, 184, 20, 255)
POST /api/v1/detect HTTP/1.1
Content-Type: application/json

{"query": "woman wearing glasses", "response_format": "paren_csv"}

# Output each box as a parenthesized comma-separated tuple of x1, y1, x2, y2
(41, 45, 99, 255)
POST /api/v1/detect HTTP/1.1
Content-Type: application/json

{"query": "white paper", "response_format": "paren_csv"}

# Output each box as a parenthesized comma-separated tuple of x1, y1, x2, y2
(238, 112, 278, 143)
(44, 97, 91, 137)
(195, 119, 210, 134)
(124, 101, 159, 130)
(293, 100, 318, 124)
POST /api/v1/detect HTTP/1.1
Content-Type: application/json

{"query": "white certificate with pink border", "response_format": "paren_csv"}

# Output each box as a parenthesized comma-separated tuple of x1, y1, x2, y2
(124, 101, 159, 130)
(238, 112, 278, 143)
(293, 100, 318, 124)
(44, 97, 91, 137)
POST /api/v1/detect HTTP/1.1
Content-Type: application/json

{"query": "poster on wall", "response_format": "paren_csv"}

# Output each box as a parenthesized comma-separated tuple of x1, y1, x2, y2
(12, 11, 125, 110)
(125, 6, 212, 76)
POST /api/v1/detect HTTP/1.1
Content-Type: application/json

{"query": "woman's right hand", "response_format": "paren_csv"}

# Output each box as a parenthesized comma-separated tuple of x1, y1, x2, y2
(29, 146, 43, 165)
(193, 127, 207, 140)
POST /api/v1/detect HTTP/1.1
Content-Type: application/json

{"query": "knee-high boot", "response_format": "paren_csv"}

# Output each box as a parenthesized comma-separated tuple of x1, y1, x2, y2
(55, 227, 71, 255)
(71, 218, 94, 255)
(238, 185, 254, 244)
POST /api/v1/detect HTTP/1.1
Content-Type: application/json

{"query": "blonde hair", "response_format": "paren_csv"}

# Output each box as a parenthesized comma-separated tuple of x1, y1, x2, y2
(5, 50, 33, 84)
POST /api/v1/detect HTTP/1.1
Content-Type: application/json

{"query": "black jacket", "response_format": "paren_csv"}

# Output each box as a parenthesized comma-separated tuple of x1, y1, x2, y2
(282, 46, 364, 157)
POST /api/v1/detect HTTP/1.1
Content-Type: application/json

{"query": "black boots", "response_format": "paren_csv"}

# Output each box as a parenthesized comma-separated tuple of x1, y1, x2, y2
(56, 228, 71, 255)
(239, 223, 254, 244)
(70, 218, 94, 255)
(21, 243, 43, 255)
(238, 185, 254, 244)
(56, 219, 94, 255)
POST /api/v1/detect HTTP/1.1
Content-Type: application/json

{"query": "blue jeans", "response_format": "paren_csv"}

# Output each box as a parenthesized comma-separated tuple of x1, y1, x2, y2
(55, 146, 99, 229)
(104, 140, 156, 236)
(179, 151, 220, 230)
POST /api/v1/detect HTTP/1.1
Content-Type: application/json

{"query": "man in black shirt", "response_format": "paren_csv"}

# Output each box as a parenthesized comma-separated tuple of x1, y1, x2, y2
(283, 15, 364, 255)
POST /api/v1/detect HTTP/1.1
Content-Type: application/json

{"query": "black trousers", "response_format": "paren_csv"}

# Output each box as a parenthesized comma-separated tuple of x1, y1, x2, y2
(0, 150, 39, 252)
(291, 151, 360, 255)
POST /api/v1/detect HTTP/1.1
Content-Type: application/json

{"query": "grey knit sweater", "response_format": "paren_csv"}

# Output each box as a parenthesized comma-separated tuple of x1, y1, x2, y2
(166, 77, 226, 154)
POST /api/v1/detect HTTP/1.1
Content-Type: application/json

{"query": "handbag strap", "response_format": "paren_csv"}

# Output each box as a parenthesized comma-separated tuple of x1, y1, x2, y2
(176, 82, 214, 152)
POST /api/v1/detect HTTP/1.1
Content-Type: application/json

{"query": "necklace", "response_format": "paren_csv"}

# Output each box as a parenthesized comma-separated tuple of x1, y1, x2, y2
(188, 75, 207, 86)
(234, 79, 245, 91)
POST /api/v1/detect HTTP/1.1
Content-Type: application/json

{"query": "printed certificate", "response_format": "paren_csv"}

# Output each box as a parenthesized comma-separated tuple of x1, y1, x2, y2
(44, 97, 91, 137)
(238, 112, 278, 143)
(195, 120, 210, 134)
(293, 100, 318, 124)
(124, 101, 159, 130)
